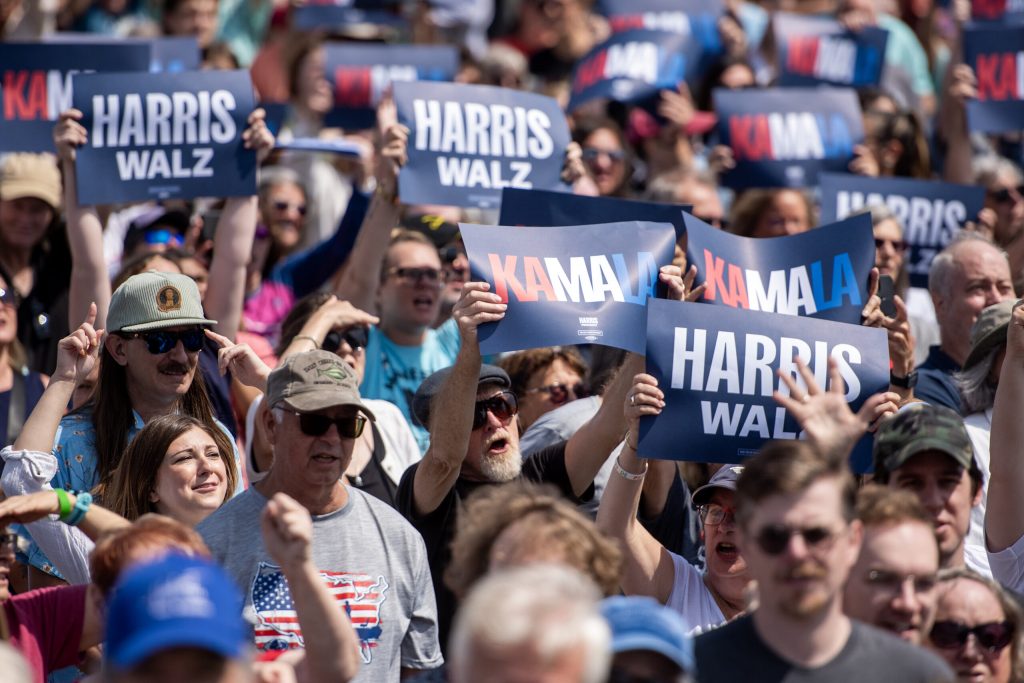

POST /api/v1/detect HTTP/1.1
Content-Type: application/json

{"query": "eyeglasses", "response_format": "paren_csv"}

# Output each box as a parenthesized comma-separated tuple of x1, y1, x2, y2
(439, 246, 466, 265)
(988, 185, 1024, 204)
(753, 524, 838, 556)
(582, 147, 626, 164)
(272, 200, 307, 216)
(0, 286, 17, 308)
(473, 391, 518, 430)
(0, 532, 16, 555)
(289, 410, 367, 439)
(120, 328, 205, 354)
(388, 267, 444, 286)
(930, 620, 1015, 653)
(322, 327, 368, 353)
(697, 503, 736, 527)
(864, 569, 937, 596)
(525, 381, 586, 406)
(874, 238, 908, 253)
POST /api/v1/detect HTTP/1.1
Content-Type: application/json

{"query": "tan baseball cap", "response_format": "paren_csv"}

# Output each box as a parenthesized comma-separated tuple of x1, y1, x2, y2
(0, 153, 61, 210)
(107, 271, 216, 333)
(266, 350, 376, 419)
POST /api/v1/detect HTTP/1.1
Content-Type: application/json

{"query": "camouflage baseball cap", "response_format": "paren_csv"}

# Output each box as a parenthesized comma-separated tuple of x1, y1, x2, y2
(964, 300, 1015, 370)
(873, 403, 975, 478)
(266, 350, 376, 419)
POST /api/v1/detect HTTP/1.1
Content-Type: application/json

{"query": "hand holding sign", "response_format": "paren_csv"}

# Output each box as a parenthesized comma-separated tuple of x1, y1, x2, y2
(453, 281, 507, 346)
(53, 109, 87, 164)
(660, 264, 707, 302)
(242, 108, 275, 165)
(774, 357, 900, 460)
(376, 95, 409, 203)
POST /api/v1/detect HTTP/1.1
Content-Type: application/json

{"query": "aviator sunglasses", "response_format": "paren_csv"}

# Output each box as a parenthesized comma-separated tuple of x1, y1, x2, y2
(120, 328, 205, 354)
(930, 620, 1014, 653)
(473, 391, 518, 430)
(753, 524, 837, 556)
(290, 410, 367, 439)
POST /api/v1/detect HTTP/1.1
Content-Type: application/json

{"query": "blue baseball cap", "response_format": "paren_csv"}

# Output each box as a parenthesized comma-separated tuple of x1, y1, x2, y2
(691, 464, 744, 507)
(601, 596, 695, 673)
(105, 553, 248, 670)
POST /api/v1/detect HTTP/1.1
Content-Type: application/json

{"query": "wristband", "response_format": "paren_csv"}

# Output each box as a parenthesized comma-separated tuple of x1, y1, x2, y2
(293, 335, 320, 349)
(55, 489, 72, 521)
(65, 492, 92, 527)
(890, 370, 918, 389)
(614, 455, 648, 481)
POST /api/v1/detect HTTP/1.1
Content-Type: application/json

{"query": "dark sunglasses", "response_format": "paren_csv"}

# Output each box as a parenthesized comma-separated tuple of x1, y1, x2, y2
(754, 524, 836, 556)
(272, 200, 307, 216)
(874, 237, 908, 253)
(582, 147, 626, 163)
(291, 410, 367, 439)
(0, 286, 17, 307)
(697, 503, 736, 526)
(526, 381, 586, 406)
(439, 246, 466, 265)
(322, 327, 369, 354)
(0, 532, 17, 555)
(473, 391, 518, 430)
(930, 620, 1014, 653)
(388, 267, 444, 285)
(988, 185, 1024, 204)
(121, 328, 205, 354)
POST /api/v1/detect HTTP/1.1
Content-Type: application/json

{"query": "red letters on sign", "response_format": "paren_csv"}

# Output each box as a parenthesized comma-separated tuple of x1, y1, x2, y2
(975, 52, 1018, 102)
(786, 36, 820, 76)
(972, 0, 1007, 20)
(333, 67, 371, 107)
(3, 70, 48, 120)
(728, 115, 772, 161)
(573, 51, 608, 94)
(488, 253, 531, 303)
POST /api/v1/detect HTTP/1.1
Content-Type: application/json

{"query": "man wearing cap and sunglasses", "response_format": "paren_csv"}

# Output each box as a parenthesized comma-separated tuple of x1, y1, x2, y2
(24, 271, 241, 587)
(694, 442, 954, 681)
(198, 349, 442, 680)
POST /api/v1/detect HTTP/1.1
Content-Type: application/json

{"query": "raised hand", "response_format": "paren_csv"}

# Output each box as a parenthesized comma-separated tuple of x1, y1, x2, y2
(624, 373, 666, 439)
(205, 329, 272, 389)
(376, 93, 408, 201)
(261, 492, 313, 573)
(53, 109, 87, 164)
(0, 491, 62, 527)
(659, 264, 706, 303)
(53, 303, 103, 386)
(243, 108, 275, 164)
(452, 281, 507, 344)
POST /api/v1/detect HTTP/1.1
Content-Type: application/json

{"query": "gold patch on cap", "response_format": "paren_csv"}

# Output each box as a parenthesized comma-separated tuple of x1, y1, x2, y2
(156, 285, 182, 312)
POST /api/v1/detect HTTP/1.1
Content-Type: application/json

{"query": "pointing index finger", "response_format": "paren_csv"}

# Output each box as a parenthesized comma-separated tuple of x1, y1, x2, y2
(204, 328, 231, 348)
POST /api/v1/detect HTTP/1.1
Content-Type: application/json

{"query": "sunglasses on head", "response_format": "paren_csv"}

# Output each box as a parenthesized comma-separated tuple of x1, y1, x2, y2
(272, 200, 307, 216)
(988, 185, 1024, 204)
(930, 620, 1014, 653)
(322, 327, 369, 354)
(874, 237, 908, 253)
(754, 524, 836, 556)
(526, 381, 586, 406)
(473, 391, 518, 430)
(291, 410, 367, 439)
(388, 267, 444, 285)
(121, 328, 205, 354)
(0, 285, 17, 307)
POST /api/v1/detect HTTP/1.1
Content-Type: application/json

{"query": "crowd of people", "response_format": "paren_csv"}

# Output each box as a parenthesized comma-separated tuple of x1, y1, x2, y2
(2, 0, 1024, 681)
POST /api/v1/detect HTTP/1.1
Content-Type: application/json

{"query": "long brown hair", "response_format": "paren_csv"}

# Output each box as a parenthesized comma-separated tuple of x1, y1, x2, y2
(103, 414, 236, 522)
(89, 347, 217, 491)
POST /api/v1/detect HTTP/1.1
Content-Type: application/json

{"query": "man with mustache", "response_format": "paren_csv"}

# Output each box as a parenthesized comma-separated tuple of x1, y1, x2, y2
(694, 442, 953, 681)
(843, 486, 941, 646)
(24, 272, 238, 585)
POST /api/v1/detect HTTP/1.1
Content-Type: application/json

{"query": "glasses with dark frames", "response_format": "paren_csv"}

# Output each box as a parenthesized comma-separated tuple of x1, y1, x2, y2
(388, 267, 444, 286)
(119, 328, 205, 354)
(874, 237, 908, 253)
(322, 327, 369, 354)
(697, 503, 737, 527)
(473, 391, 518, 430)
(289, 410, 367, 439)
(930, 620, 1015, 653)
(753, 524, 838, 556)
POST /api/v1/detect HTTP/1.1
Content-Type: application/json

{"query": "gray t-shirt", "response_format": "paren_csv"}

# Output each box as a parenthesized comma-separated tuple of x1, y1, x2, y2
(695, 614, 953, 683)
(198, 486, 443, 680)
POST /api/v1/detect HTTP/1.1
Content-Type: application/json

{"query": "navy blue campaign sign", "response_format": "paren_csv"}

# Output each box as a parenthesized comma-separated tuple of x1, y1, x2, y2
(640, 298, 889, 471)
(324, 44, 458, 130)
(819, 173, 985, 288)
(684, 212, 874, 324)
(599, 0, 722, 37)
(498, 188, 690, 241)
(964, 25, 1024, 133)
(569, 30, 689, 112)
(460, 221, 677, 354)
(395, 81, 571, 209)
(972, 0, 1024, 23)
(72, 69, 256, 205)
(773, 13, 887, 88)
(149, 37, 201, 73)
(715, 87, 863, 189)
(0, 42, 151, 152)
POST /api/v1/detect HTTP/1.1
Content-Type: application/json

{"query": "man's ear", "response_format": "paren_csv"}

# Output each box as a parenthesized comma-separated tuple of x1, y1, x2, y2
(261, 402, 279, 447)
(104, 334, 130, 367)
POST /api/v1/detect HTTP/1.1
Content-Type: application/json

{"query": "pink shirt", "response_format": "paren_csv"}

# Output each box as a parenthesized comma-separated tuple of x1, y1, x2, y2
(5, 585, 88, 683)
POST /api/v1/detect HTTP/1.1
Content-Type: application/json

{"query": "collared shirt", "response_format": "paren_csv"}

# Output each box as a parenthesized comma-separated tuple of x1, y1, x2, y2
(914, 346, 963, 413)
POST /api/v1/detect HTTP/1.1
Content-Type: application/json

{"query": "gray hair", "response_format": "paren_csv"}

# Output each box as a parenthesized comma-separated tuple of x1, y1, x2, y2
(972, 154, 1024, 188)
(928, 232, 1006, 300)
(854, 203, 903, 232)
(955, 347, 1000, 415)
(449, 564, 611, 683)
(258, 165, 305, 194)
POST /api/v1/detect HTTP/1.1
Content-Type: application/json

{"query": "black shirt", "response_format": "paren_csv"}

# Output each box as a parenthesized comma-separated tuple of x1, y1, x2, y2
(396, 441, 592, 655)
(695, 614, 953, 682)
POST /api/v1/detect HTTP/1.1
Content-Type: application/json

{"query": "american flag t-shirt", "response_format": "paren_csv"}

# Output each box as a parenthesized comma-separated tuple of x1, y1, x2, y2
(251, 561, 390, 663)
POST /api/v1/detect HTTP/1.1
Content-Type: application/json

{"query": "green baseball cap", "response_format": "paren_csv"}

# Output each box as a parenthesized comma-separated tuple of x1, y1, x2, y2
(873, 403, 976, 479)
(266, 350, 376, 419)
(964, 300, 1015, 370)
(107, 271, 215, 333)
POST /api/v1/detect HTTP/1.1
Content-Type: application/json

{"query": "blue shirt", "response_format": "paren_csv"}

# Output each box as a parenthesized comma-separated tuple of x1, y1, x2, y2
(359, 320, 461, 453)
(915, 346, 963, 414)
